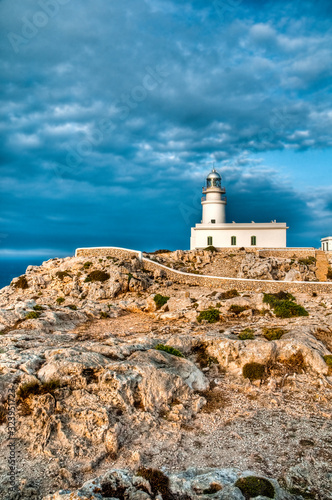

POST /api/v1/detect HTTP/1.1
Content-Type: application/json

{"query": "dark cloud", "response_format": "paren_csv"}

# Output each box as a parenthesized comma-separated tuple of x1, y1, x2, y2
(0, 0, 332, 255)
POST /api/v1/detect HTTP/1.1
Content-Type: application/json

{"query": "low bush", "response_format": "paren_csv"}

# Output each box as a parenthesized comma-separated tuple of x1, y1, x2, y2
(0, 405, 6, 425)
(151, 249, 172, 254)
(153, 294, 170, 309)
(14, 275, 29, 289)
(220, 289, 239, 299)
(193, 342, 218, 368)
(154, 344, 184, 357)
(33, 305, 43, 311)
(197, 307, 220, 323)
(323, 355, 332, 367)
(85, 270, 110, 282)
(229, 305, 249, 315)
(242, 362, 266, 381)
(204, 245, 217, 252)
(263, 327, 285, 341)
(238, 328, 255, 340)
(100, 311, 109, 318)
(327, 267, 332, 279)
(55, 271, 71, 280)
(136, 468, 171, 500)
(198, 389, 226, 413)
(235, 476, 275, 499)
(17, 380, 60, 400)
(25, 311, 41, 320)
(66, 304, 77, 310)
(83, 261, 93, 269)
(263, 292, 308, 318)
(56, 297, 65, 305)
(298, 256, 316, 266)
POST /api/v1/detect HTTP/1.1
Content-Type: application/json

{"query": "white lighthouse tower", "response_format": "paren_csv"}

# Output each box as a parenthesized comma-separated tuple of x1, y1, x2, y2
(201, 168, 227, 224)
(190, 166, 288, 249)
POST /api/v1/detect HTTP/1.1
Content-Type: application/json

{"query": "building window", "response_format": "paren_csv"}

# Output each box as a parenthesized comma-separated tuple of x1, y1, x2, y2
(251, 236, 256, 246)
(207, 236, 213, 246)
(211, 219, 216, 223)
(231, 236, 236, 246)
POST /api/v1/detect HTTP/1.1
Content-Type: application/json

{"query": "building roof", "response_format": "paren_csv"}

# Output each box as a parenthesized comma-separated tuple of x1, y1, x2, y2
(207, 168, 221, 180)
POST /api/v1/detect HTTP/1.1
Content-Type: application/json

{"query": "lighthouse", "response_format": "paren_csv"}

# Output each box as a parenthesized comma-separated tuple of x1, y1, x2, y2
(201, 168, 227, 224)
(190, 166, 288, 249)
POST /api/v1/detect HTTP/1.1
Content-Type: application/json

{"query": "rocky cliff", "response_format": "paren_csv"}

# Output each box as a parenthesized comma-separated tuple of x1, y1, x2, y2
(0, 254, 331, 499)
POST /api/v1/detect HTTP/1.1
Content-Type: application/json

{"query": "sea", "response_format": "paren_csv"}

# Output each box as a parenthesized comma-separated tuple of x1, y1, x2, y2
(0, 257, 51, 290)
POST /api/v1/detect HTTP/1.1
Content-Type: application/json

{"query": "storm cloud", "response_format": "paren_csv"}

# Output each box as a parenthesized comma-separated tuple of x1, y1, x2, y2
(1, 0, 332, 256)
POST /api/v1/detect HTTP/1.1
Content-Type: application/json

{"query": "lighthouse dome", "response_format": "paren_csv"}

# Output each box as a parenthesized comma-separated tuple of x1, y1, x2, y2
(206, 168, 222, 188)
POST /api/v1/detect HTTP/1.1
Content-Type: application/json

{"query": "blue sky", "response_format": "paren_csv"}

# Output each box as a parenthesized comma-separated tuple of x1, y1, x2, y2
(1, 0, 332, 257)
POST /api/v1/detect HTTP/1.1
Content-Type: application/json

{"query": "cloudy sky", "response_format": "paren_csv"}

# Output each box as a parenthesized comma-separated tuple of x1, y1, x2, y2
(1, 0, 332, 258)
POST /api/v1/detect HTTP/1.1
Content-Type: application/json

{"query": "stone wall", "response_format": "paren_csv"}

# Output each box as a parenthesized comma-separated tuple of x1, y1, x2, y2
(258, 248, 316, 258)
(75, 247, 332, 294)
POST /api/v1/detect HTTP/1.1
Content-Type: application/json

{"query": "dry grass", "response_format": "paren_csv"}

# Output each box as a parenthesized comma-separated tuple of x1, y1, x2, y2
(198, 389, 227, 413)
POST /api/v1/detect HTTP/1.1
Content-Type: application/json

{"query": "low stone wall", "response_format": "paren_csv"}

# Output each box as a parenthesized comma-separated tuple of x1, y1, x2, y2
(75, 247, 332, 294)
(258, 248, 316, 258)
(76, 247, 141, 260)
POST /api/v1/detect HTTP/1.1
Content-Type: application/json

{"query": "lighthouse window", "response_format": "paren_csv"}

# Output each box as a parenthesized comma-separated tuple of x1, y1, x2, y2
(231, 236, 236, 246)
(207, 236, 213, 246)
(251, 236, 257, 246)
(211, 219, 216, 224)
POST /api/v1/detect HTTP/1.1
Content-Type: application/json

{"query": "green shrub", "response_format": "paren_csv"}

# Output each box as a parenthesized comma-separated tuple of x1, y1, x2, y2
(242, 362, 266, 381)
(66, 304, 77, 310)
(83, 261, 93, 269)
(263, 291, 295, 305)
(100, 311, 109, 318)
(153, 294, 170, 309)
(263, 292, 308, 318)
(33, 305, 43, 311)
(85, 270, 110, 282)
(235, 476, 275, 499)
(197, 308, 220, 323)
(298, 256, 316, 266)
(25, 311, 41, 319)
(220, 289, 239, 299)
(229, 305, 249, 315)
(56, 297, 65, 305)
(55, 271, 71, 280)
(204, 245, 217, 252)
(154, 344, 184, 357)
(238, 328, 255, 340)
(274, 301, 309, 318)
(323, 355, 332, 367)
(136, 468, 171, 500)
(14, 275, 29, 289)
(263, 327, 285, 341)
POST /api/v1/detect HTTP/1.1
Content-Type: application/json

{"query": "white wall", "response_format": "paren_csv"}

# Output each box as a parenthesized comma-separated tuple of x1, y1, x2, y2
(191, 224, 287, 249)
(321, 238, 332, 251)
(202, 201, 226, 224)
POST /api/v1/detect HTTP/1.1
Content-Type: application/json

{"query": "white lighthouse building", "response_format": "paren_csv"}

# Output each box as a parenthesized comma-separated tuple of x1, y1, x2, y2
(190, 168, 288, 249)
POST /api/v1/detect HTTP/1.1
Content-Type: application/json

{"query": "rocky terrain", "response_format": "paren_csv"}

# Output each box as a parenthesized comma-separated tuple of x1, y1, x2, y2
(147, 249, 326, 282)
(0, 254, 332, 499)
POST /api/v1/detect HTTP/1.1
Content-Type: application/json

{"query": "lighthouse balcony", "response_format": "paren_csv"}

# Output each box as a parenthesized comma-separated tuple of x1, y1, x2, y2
(202, 186, 226, 194)
(201, 195, 227, 203)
